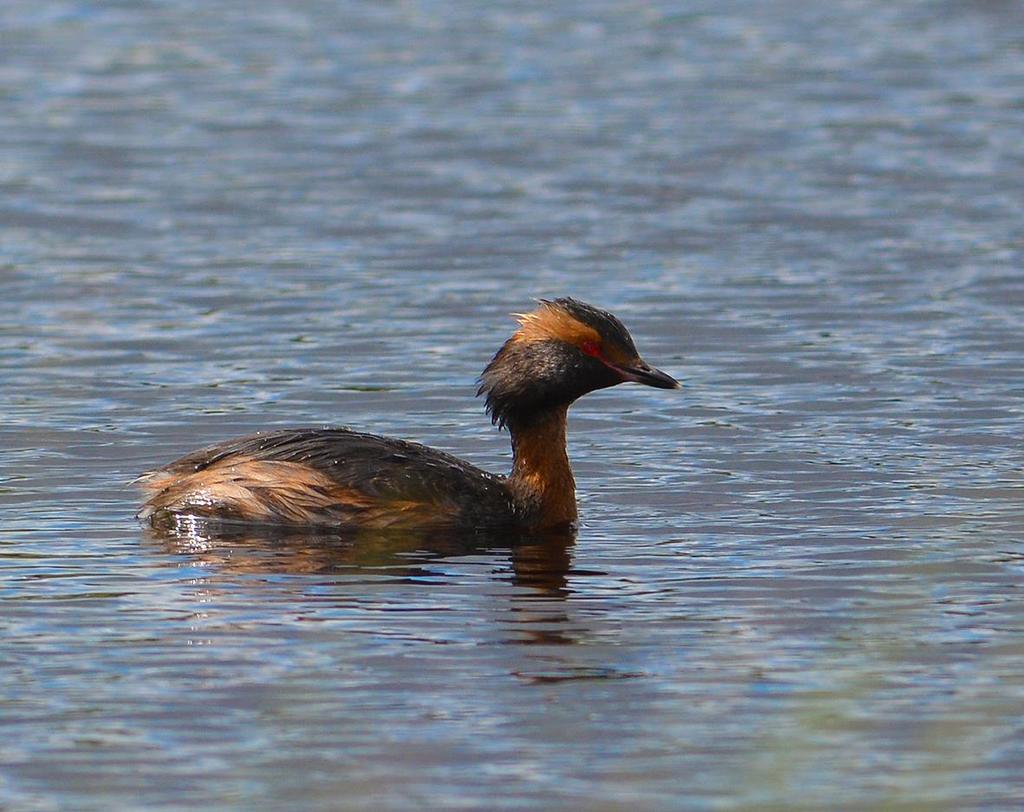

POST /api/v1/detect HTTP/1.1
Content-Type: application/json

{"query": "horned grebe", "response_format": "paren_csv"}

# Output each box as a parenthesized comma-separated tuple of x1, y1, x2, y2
(137, 298, 678, 530)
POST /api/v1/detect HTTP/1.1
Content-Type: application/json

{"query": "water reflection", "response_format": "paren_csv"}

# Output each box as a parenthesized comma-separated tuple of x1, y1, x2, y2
(141, 519, 617, 684)
(142, 518, 577, 596)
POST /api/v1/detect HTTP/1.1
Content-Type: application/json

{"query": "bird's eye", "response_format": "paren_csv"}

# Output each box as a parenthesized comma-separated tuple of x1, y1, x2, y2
(581, 340, 601, 358)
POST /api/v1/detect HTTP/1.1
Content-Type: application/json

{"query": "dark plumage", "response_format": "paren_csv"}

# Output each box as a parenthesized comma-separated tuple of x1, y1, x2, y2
(137, 297, 679, 531)
(137, 427, 514, 527)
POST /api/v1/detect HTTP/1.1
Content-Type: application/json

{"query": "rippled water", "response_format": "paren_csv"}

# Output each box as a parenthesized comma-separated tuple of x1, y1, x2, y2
(3, 1, 1023, 809)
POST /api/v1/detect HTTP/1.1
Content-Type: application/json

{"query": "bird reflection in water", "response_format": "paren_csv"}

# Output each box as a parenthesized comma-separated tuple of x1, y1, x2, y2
(144, 516, 576, 597)
(145, 519, 638, 684)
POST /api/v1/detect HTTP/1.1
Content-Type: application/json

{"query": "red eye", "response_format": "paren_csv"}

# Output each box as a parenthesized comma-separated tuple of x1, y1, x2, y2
(581, 340, 601, 358)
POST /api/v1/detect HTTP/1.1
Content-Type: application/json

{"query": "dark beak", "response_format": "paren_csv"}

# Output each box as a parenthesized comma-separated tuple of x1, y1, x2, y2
(616, 359, 680, 389)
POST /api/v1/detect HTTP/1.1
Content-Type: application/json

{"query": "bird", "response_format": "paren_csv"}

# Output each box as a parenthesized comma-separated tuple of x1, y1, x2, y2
(136, 298, 679, 531)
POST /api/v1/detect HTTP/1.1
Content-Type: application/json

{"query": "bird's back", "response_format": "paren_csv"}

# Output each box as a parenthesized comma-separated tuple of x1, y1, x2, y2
(137, 427, 516, 529)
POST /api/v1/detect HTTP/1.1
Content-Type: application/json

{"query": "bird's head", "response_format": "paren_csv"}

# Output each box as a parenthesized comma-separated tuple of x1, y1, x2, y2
(478, 298, 679, 429)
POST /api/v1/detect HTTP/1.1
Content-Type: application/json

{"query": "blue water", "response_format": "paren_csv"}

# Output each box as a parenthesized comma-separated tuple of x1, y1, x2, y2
(2, 1, 1023, 809)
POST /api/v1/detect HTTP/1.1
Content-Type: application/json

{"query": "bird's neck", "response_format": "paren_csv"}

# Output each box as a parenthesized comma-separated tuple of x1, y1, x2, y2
(507, 406, 577, 528)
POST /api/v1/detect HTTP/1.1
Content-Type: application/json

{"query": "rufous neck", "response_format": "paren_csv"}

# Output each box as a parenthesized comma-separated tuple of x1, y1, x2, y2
(507, 406, 577, 528)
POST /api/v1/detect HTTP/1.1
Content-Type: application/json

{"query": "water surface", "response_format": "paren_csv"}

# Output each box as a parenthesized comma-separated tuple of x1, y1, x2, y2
(2, 1, 1023, 809)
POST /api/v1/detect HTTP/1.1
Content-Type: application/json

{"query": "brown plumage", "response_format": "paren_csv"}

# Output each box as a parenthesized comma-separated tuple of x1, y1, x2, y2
(137, 298, 679, 531)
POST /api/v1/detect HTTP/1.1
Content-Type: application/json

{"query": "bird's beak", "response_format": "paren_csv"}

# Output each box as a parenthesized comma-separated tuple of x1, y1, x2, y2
(616, 359, 680, 389)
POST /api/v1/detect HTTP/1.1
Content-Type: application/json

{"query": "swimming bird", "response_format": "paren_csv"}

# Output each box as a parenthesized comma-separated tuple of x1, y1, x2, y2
(137, 298, 678, 531)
